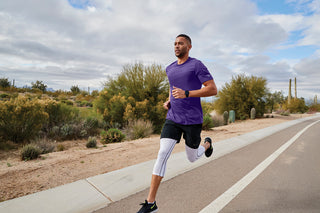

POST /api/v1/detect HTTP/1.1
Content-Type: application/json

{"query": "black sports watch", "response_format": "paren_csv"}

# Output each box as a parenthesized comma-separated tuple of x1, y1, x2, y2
(185, 90, 189, 98)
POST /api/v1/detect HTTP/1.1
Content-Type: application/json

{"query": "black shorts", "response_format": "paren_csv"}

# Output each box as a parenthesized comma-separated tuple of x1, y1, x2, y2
(160, 119, 202, 149)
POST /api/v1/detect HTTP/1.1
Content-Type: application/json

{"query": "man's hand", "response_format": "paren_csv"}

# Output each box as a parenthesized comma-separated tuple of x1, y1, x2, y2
(172, 86, 186, 99)
(163, 100, 171, 110)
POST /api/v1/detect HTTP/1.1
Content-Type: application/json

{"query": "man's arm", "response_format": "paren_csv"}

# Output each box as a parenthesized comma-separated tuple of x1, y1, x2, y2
(172, 79, 217, 99)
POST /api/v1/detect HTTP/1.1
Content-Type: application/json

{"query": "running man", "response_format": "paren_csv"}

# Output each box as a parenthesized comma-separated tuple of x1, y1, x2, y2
(137, 34, 217, 213)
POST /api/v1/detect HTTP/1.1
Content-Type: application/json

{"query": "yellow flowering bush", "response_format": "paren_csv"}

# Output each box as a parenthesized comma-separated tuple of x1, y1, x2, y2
(0, 97, 48, 143)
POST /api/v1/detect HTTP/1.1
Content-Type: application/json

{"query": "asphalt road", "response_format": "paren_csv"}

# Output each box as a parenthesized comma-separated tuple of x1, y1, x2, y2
(94, 117, 320, 213)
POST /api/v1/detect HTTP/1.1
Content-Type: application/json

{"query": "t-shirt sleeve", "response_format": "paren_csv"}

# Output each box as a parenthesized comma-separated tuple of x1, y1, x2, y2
(195, 60, 213, 84)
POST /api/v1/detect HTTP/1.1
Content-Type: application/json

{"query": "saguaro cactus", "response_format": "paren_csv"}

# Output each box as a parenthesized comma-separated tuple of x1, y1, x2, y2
(223, 111, 228, 125)
(294, 77, 297, 99)
(288, 79, 292, 104)
(315, 95, 318, 104)
(250, 108, 256, 120)
(229, 110, 235, 123)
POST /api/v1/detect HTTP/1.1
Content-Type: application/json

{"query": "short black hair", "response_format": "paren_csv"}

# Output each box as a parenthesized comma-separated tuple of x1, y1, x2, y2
(176, 34, 192, 45)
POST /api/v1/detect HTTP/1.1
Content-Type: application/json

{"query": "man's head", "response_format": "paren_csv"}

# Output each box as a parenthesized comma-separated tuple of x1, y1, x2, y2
(174, 34, 192, 59)
(176, 34, 192, 45)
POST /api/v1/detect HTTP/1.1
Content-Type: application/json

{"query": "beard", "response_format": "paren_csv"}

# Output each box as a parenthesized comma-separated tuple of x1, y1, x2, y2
(175, 47, 188, 58)
(175, 48, 188, 58)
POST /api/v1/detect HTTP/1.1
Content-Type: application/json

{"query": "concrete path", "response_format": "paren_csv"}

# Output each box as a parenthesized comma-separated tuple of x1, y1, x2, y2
(1, 114, 319, 213)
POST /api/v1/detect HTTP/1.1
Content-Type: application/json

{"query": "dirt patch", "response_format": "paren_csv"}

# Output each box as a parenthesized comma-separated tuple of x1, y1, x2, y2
(0, 114, 312, 201)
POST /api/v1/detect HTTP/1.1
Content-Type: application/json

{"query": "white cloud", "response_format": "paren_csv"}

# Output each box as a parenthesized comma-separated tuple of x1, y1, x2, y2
(0, 0, 319, 99)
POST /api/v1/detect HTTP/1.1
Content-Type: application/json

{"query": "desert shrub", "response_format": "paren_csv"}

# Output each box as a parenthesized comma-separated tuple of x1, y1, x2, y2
(60, 124, 74, 140)
(70, 123, 85, 139)
(125, 119, 153, 140)
(31, 80, 47, 93)
(284, 98, 308, 113)
(308, 103, 320, 112)
(61, 100, 73, 106)
(202, 101, 215, 115)
(95, 62, 169, 132)
(0, 97, 49, 143)
(79, 100, 93, 107)
(265, 91, 285, 112)
(56, 144, 65, 151)
(202, 114, 214, 130)
(34, 138, 56, 154)
(70, 85, 81, 95)
(100, 128, 125, 144)
(281, 111, 290, 116)
(0, 93, 11, 100)
(0, 141, 17, 151)
(0, 78, 11, 88)
(214, 74, 268, 120)
(43, 100, 80, 130)
(48, 126, 60, 140)
(21, 144, 41, 161)
(276, 109, 290, 116)
(86, 136, 97, 148)
(83, 117, 100, 135)
(80, 130, 88, 138)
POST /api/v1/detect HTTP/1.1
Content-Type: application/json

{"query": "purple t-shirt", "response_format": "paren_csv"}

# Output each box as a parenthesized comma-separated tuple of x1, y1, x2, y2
(166, 57, 213, 125)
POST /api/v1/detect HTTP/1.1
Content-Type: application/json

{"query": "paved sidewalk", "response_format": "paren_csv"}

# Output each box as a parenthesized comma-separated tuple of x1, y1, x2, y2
(1, 115, 319, 213)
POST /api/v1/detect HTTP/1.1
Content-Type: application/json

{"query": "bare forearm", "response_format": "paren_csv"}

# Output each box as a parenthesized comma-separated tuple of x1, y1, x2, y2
(189, 83, 217, 97)
(172, 79, 217, 99)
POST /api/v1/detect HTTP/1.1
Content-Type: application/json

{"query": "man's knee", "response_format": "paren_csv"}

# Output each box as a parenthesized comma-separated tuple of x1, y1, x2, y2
(157, 148, 169, 160)
(187, 154, 197, 163)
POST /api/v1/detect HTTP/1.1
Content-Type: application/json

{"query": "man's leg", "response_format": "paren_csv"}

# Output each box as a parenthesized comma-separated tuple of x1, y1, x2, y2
(185, 138, 211, 162)
(148, 138, 177, 202)
(137, 138, 176, 212)
(147, 174, 162, 203)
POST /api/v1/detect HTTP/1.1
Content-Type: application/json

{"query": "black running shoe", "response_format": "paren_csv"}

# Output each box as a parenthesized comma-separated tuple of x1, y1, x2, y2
(137, 200, 158, 213)
(204, 137, 213, 157)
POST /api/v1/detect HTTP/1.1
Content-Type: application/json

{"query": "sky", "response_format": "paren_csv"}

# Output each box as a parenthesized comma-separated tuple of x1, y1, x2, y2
(0, 0, 319, 100)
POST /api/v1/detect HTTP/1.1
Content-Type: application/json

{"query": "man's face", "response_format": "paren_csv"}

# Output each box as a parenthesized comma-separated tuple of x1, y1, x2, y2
(174, 37, 191, 58)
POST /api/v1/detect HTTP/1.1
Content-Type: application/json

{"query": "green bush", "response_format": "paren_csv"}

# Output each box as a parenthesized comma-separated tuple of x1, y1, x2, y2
(43, 100, 79, 130)
(308, 103, 320, 112)
(202, 114, 214, 130)
(100, 128, 125, 144)
(0, 97, 49, 143)
(214, 74, 268, 120)
(48, 126, 60, 140)
(0, 93, 11, 100)
(21, 144, 41, 161)
(95, 62, 169, 132)
(0, 78, 11, 88)
(61, 100, 74, 106)
(83, 117, 100, 135)
(86, 136, 97, 148)
(125, 119, 153, 140)
(284, 98, 308, 113)
(202, 102, 214, 115)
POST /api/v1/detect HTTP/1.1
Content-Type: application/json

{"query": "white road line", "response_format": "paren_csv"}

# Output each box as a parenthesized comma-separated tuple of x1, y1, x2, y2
(199, 119, 320, 213)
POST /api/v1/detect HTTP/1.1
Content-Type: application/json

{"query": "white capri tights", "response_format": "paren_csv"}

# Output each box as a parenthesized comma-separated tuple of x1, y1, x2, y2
(152, 138, 205, 177)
